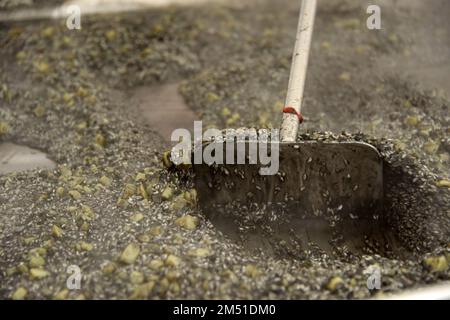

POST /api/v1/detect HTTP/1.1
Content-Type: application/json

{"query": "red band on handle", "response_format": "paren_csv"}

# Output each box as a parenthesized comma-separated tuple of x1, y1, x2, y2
(283, 106, 304, 123)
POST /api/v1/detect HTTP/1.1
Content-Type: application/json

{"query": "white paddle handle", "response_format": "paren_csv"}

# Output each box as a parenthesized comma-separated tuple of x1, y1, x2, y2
(280, 0, 317, 142)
